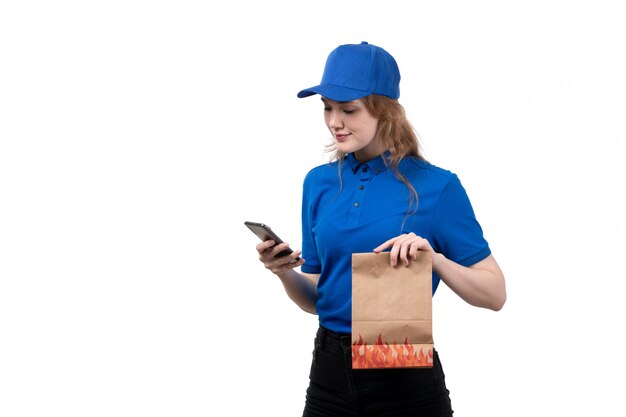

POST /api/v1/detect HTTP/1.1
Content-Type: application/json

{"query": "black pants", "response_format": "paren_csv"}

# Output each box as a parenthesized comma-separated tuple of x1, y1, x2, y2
(302, 326, 454, 417)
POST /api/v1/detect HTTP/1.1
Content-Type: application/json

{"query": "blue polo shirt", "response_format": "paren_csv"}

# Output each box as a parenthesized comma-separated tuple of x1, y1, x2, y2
(300, 152, 491, 334)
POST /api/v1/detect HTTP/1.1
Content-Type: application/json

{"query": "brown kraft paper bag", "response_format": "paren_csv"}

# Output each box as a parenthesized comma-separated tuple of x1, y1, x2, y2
(351, 251, 434, 369)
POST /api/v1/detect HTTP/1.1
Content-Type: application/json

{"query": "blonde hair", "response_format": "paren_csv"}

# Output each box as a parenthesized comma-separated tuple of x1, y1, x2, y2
(326, 94, 426, 217)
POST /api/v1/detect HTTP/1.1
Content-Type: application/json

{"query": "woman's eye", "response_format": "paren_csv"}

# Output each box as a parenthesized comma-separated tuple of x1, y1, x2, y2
(343, 109, 355, 114)
(323, 107, 331, 111)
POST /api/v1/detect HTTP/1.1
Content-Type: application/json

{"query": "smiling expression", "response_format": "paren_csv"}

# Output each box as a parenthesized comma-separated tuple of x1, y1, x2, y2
(322, 97, 385, 162)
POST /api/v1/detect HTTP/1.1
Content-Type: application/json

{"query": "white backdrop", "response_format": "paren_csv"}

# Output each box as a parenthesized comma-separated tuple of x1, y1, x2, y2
(1, 1, 625, 416)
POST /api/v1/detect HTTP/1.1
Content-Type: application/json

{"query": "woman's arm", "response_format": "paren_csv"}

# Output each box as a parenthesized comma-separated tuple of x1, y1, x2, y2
(432, 253, 506, 311)
(257, 240, 319, 314)
(374, 233, 506, 311)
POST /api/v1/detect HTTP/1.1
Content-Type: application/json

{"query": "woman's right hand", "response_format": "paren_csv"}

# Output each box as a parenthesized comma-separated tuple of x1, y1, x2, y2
(256, 240, 305, 275)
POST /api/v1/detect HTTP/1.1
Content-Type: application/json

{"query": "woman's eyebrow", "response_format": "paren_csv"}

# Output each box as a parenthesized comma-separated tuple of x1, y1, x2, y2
(321, 98, 355, 105)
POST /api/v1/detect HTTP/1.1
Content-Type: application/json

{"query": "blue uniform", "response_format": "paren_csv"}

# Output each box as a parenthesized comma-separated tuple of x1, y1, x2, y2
(300, 152, 491, 334)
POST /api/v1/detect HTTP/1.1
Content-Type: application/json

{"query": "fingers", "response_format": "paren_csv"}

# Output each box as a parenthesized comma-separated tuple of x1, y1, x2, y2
(256, 241, 294, 257)
(372, 236, 399, 253)
(389, 235, 412, 267)
(257, 241, 304, 273)
(265, 250, 304, 273)
(256, 239, 276, 252)
(267, 242, 294, 258)
(375, 233, 433, 267)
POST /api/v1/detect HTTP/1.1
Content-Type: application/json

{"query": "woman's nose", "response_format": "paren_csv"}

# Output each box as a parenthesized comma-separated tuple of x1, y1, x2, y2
(328, 111, 343, 129)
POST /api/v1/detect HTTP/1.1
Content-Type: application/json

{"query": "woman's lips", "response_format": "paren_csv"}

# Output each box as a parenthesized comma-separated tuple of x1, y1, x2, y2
(334, 133, 349, 142)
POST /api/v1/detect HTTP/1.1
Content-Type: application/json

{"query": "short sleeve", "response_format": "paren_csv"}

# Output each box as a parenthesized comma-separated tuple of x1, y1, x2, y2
(301, 173, 321, 273)
(430, 174, 491, 267)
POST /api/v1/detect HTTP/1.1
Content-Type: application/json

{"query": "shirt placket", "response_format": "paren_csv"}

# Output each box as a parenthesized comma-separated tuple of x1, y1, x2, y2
(347, 164, 373, 226)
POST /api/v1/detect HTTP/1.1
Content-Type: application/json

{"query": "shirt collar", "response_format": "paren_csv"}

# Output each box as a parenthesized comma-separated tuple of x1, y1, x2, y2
(346, 151, 391, 175)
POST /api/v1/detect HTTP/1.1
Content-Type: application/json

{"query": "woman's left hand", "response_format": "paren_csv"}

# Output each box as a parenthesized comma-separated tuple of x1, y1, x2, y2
(373, 232, 435, 267)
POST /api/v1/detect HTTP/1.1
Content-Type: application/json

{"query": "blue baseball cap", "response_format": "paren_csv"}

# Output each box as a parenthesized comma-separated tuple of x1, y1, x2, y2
(297, 41, 400, 102)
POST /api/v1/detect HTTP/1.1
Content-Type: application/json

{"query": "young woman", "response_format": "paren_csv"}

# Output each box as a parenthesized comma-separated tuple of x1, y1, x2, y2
(255, 41, 506, 417)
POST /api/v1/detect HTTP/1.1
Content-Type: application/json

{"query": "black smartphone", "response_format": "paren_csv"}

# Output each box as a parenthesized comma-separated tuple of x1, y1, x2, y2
(244, 221, 301, 260)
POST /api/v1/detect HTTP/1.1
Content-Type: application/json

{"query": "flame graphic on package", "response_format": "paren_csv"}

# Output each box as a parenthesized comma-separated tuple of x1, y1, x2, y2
(352, 334, 434, 369)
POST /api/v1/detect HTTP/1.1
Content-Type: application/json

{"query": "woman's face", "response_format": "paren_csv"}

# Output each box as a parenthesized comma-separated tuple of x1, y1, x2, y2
(322, 97, 384, 162)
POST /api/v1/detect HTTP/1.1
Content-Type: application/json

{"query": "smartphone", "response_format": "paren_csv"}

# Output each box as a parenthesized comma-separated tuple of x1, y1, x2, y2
(244, 221, 301, 260)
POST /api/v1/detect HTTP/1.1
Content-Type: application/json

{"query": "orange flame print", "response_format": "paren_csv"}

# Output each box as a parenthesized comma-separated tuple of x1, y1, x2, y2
(352, 334, 433, 369)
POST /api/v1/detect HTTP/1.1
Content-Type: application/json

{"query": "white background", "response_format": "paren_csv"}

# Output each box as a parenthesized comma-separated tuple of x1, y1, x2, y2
(1, 1, 625, 416)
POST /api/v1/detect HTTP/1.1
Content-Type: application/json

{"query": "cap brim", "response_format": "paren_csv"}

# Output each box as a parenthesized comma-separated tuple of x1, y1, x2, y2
(297, 84, 370, 102)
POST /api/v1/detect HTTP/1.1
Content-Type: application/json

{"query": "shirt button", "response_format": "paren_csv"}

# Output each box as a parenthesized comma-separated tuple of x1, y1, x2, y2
(359, 185, 364, 190)
(353, 202, 360, 207)
(362, 167, 368, 173)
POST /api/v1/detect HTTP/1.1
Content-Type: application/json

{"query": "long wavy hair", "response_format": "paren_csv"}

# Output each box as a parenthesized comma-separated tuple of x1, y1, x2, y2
(326, 94, 426, 217)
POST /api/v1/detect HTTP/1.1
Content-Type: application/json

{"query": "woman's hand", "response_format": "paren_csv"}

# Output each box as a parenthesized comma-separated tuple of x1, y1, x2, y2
(373, 232, 435, 267)
(257, 240, 305, 275)
(375, 234, 506, 311)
